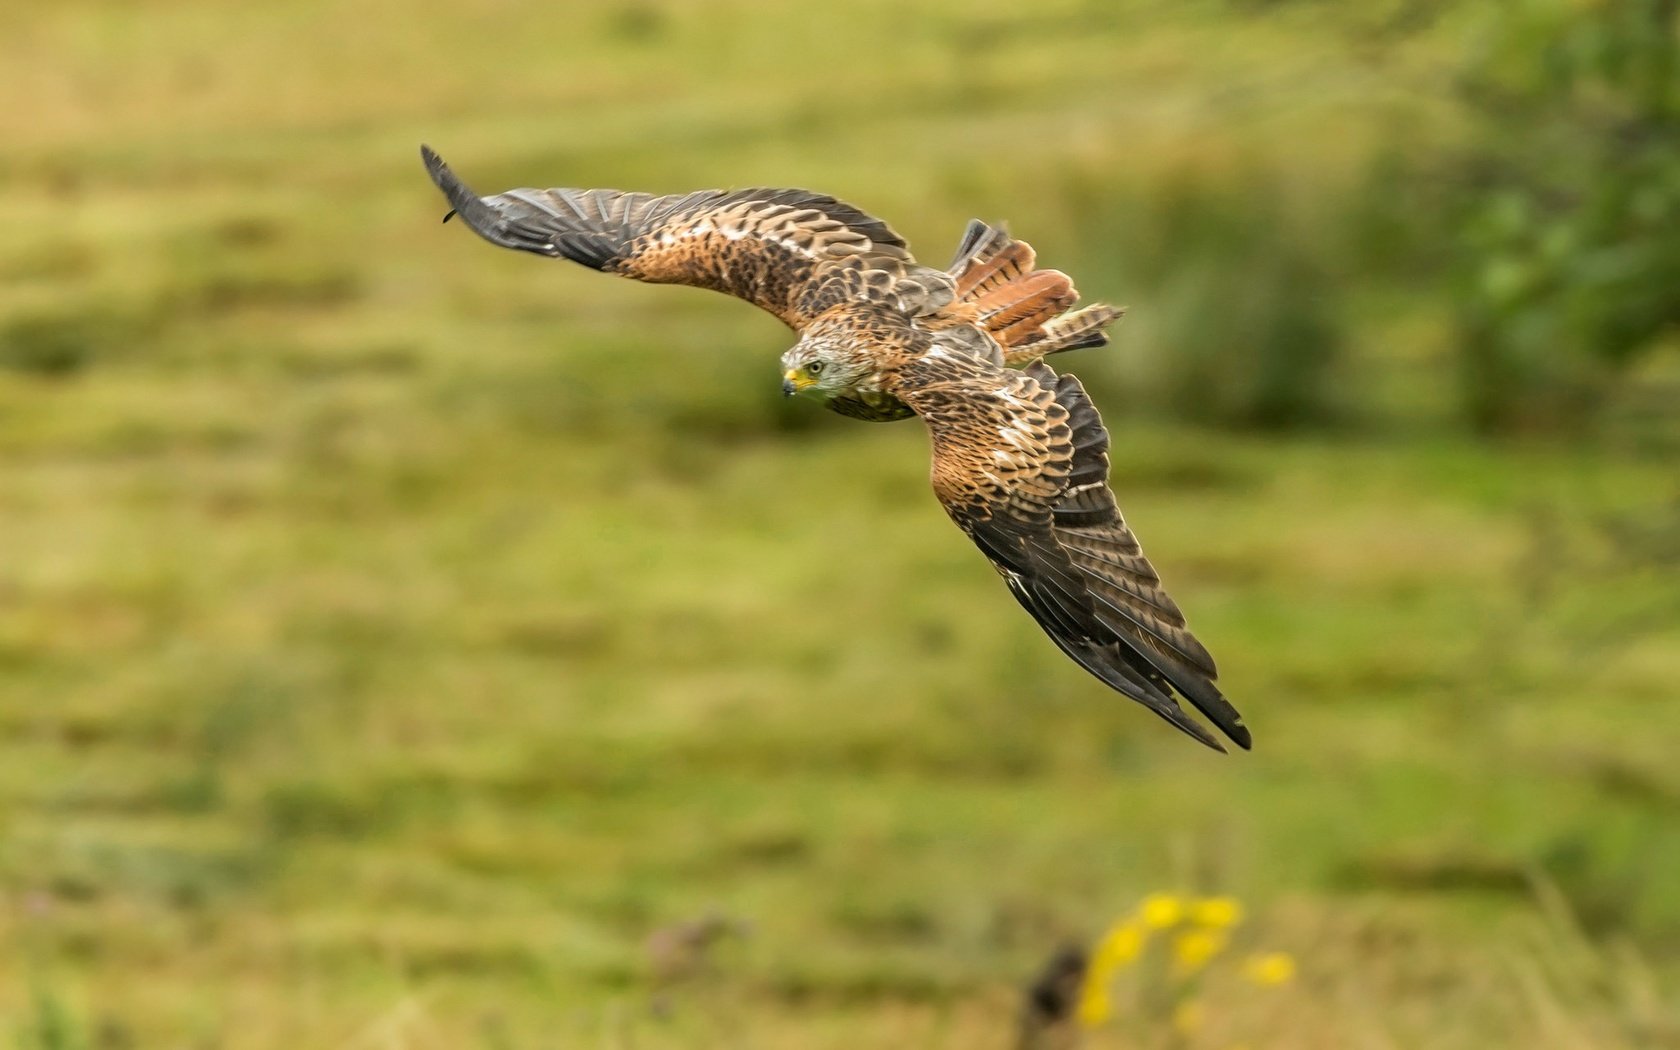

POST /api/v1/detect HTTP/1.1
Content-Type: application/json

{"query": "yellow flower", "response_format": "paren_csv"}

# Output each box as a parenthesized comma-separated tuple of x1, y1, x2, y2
(1189, 895, 1244, 929)
(1172, 999, 1204, 1036)
(1078, 953, 1121, 1028)
(1139, 893, 1185, 929)
(1172, 929, 1227, 975)
(1093, 920, 1144, 968)
(1078, 919, 1145, 1029)
(1242, 951, 1297, 986)
(1077, 977, 1114, 1028)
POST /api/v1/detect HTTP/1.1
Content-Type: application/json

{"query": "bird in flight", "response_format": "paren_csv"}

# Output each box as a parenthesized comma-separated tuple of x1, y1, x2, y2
(420, 146, 1250, 752)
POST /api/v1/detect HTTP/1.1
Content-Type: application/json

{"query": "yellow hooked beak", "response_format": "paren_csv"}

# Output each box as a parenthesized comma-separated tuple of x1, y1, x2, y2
(782, 370, 816, 397)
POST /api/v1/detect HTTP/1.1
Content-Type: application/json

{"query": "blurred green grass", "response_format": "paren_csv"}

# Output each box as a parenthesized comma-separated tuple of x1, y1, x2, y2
(1, 0, 1677, 1047)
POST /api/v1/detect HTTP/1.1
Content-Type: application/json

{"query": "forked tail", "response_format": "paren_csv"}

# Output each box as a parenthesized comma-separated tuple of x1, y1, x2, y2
(946, 220, 1123, 366)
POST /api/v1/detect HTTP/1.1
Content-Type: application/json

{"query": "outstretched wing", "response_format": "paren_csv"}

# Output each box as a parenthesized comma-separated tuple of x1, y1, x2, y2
(897, 359, 1249, 751)
(421, 146, 955, 330)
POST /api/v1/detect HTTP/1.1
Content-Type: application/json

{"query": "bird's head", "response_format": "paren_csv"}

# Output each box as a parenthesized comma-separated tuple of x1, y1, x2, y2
(780, 339, 874, 400)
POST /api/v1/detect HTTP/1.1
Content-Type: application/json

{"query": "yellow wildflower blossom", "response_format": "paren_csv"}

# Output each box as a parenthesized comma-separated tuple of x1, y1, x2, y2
(1189, 895, 1244, 928)
(1093, 920, 1144, 968)
(1077, 977, 1114, 1029)
(1242, 951, 1297, 986)
(1139, 893, 1185, 929)
(1077, 920, 1145, 1028)
(1172, 928, 1227, 975)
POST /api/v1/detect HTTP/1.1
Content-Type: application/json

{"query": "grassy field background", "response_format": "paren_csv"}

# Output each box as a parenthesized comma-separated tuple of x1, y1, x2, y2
(2, 1, 1678, 1047)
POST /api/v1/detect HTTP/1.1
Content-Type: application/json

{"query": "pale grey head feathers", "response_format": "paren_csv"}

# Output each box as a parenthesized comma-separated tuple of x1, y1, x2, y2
(780, 338, 877, 399)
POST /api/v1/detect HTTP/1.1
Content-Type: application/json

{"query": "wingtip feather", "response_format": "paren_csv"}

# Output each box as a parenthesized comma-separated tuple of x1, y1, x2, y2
(418, 146, 563, 256)
(419, 144, 474, 211)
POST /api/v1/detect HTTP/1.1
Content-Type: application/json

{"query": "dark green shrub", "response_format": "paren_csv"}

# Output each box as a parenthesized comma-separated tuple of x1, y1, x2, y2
(1449, 0, 1680, 432)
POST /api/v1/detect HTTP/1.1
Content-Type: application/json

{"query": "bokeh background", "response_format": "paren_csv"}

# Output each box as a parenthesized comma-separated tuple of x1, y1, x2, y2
(2, 1, 1677, 1047)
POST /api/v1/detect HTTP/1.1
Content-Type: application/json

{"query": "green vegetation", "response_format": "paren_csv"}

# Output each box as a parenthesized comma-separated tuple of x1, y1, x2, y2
(1438, 0, 1680, 431)
(0, 0, 1676, 1046)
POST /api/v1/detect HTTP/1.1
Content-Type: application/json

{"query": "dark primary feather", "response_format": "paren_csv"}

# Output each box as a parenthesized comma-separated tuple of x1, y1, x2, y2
(892, 357, 1248, 751)
(1035, 365, 1247, 747)
(423, 146, 584, 259)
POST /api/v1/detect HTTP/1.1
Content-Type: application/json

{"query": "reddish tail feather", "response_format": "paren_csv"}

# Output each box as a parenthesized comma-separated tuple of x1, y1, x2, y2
(946, 220, 1122, 364)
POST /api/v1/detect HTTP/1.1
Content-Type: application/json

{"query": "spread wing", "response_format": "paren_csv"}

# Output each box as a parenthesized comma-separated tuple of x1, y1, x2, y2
(421, 146, 956, 330)
(898, 360, 1250, 751)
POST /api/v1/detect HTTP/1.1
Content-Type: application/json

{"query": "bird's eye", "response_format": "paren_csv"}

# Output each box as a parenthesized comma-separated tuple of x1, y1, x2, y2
(807, 361, 825, 376)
